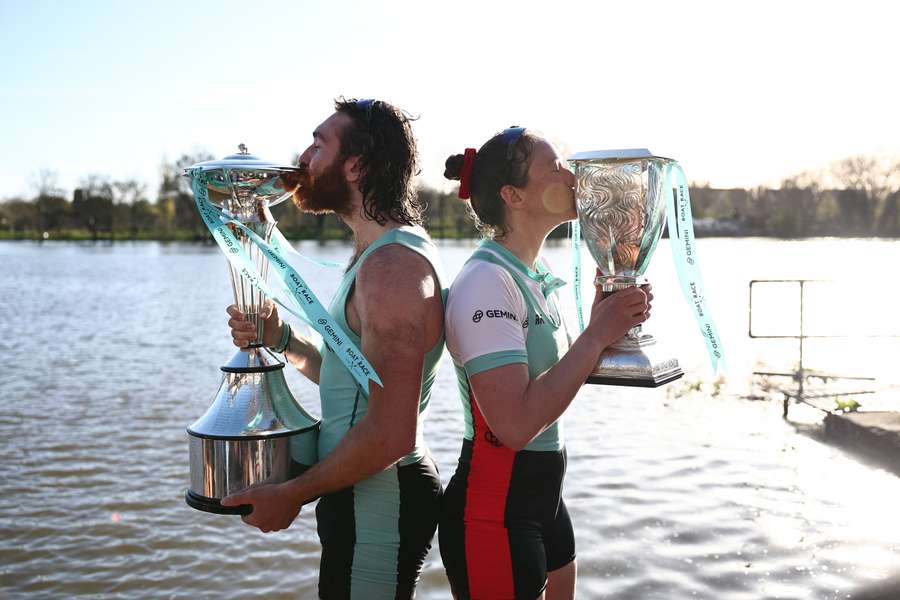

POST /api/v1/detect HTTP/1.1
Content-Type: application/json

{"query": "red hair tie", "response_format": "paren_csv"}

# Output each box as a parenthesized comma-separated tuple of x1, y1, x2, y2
(458, 148, 477, 199)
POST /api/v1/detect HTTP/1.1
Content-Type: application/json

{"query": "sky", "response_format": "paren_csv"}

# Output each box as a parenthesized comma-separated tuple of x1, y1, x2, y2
(1, 0, 899, 200)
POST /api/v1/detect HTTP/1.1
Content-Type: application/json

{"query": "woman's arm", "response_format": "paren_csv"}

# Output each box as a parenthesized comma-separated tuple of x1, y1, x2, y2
(470, 285, 651, 450)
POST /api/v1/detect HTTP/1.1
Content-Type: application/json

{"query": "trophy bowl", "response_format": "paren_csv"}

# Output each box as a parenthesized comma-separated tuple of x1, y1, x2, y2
(570, 149, 683, 387)
(183, 145, 319, 515)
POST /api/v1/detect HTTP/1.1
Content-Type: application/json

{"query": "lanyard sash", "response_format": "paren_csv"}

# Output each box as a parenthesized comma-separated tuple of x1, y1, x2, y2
(664, 163, 726, 373)
(571, 219, 586, 332)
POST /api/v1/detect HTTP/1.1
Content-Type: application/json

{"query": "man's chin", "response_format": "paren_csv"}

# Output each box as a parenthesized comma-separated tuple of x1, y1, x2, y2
(292, 193, 333, 215)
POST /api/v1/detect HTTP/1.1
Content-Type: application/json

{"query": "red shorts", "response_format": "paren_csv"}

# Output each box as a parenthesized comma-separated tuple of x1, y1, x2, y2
(439, 435, 574, 600)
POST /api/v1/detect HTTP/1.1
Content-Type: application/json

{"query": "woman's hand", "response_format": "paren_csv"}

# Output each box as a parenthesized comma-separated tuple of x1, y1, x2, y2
(226, 300, 282, 348)
(585, 273, 653, 351)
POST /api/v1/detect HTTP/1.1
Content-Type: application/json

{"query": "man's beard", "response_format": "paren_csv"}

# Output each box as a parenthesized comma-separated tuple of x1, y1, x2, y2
(289, 159, 354, 217)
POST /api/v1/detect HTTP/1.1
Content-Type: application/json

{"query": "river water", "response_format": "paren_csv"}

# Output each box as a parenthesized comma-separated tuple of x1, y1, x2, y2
(2, 238, 900, 599)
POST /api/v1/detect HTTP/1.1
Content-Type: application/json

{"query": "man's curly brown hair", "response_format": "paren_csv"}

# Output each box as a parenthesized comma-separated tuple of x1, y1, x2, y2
(333, 97, 423, 226)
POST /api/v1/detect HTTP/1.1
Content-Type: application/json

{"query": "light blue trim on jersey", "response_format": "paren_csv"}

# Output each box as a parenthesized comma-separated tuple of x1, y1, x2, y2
(453, 364, 476, 440)
(478, 239, 567, 300)
(350, 465, 402, 600)
(463, 350, 529, 377)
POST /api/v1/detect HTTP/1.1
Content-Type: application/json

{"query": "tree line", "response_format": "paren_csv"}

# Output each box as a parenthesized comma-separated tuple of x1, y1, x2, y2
(690, 155, 900, 237)
(1, 153, 898, 241)
(0, 152, 481, 241)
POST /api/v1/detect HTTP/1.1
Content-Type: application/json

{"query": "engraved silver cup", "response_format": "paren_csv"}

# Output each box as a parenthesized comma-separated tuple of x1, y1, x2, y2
(569, 149, 683, 387)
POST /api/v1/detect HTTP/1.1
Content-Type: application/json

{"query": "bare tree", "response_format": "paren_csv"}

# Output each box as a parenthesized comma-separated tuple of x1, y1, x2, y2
(830, 156, 899, 234)
(28, 169, 65, 236)
(74, 174, 114, 239)
(113, 179, 147, 236)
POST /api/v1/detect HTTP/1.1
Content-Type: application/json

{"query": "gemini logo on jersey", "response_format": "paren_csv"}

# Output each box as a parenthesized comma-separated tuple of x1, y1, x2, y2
(473, 309, 519, 324)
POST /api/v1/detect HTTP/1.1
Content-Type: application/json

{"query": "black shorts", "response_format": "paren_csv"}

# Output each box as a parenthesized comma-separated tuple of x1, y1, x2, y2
(439, 439, 575, 600)
(316, 454, 441, 600)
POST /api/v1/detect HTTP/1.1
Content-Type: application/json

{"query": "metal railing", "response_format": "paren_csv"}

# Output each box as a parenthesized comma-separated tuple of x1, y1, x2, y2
(747, 279, 893, 417)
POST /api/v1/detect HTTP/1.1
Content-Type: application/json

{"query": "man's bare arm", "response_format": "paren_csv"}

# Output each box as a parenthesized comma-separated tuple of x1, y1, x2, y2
(282, 326, 323, 384)
(281, 245, 440, 503)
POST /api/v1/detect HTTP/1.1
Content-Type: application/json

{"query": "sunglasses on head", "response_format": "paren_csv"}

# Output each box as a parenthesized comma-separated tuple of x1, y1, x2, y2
(356, 98, 376, 126)
(501, 126, 526, 160)
(499, 126, 528, 182)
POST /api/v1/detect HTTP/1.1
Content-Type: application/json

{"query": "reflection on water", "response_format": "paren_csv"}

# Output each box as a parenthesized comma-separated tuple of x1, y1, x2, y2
(1, 238, 900, 599)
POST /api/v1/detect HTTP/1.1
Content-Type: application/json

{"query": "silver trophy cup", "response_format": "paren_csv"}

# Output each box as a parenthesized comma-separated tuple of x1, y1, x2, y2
(570, 149, 683, 387)
(183, 145, 319, 515)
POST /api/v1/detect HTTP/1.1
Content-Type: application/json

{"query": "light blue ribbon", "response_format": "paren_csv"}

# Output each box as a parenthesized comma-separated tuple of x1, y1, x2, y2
(189, 169, 383, 390)
(664, 163, 726, 373)
(480, 239, 566, 299)
(571, 218, 586, 332)
(269, 227, 345, 269)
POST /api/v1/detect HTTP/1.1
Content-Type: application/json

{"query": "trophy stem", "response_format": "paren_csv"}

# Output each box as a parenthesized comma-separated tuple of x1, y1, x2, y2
(227, 220, 275, 347)
(618, 323, 644, 347)
(596, 274, 646, 292)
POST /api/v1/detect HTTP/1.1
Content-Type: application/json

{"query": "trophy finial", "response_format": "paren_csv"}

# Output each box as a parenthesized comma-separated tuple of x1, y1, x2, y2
(238, 143, 249, 155)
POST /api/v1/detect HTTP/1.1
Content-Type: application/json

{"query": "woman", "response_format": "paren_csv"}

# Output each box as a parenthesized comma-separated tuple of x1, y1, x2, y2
(440, 128, 651, 600)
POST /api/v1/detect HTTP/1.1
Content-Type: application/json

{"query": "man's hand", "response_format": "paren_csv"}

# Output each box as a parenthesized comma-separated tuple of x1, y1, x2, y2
(227, 301, 282, 348)
(221, 482, 301, 533)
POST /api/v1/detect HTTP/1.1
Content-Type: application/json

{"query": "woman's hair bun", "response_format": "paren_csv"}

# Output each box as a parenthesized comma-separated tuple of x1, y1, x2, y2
(444, 153, 465, 181)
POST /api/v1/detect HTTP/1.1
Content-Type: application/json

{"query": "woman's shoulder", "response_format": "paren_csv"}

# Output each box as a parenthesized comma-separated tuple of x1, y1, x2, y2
(449, 256, 519, 296)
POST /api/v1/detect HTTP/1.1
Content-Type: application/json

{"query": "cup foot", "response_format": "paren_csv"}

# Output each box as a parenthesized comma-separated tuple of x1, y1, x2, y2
(586, 334, 683, 387)
(185, 490, 252, 516)
(586, 369, 683, 387)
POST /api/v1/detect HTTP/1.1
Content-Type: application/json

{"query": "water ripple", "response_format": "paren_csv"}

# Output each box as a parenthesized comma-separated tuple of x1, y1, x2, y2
(3, 240, 900, 599)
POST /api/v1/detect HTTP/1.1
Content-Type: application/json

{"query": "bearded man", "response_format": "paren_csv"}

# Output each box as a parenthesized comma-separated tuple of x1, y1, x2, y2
(222, 98, 445, 600)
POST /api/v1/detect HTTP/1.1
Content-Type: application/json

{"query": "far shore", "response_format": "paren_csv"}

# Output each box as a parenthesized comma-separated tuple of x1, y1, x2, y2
(3, 227, 899, 243)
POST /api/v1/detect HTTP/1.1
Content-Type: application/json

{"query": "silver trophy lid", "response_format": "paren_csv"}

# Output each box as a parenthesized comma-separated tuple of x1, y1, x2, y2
(569, 148, 673, 162)
(182, 143, 298, 212)
(186, 143, 296, 173)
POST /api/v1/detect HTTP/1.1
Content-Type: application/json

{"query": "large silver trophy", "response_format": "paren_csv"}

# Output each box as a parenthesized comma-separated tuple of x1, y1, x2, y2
(183, 145, 319, 515)
(570, 149, 684, 387)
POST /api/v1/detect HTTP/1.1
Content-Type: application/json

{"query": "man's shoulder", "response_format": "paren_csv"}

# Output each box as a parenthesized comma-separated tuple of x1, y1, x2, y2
(353, 243, 439, 324)
(357, 242, 436, 288)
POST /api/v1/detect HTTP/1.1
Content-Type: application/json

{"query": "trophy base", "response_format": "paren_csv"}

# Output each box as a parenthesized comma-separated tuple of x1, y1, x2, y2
(185, 490, 252, 516)
(585, 331, 683, 388)
(586, 371, 683, 387)
(185, 461, 317, 517)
